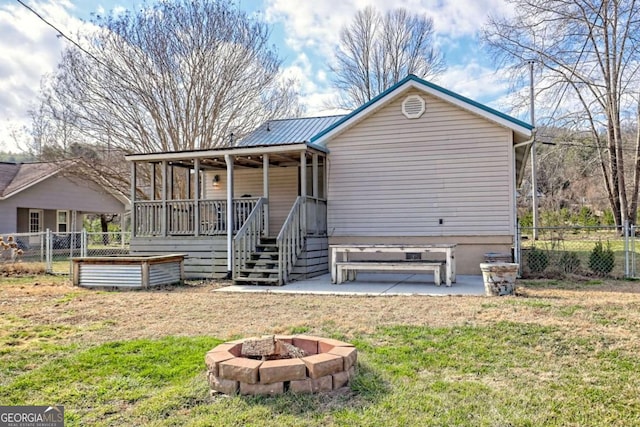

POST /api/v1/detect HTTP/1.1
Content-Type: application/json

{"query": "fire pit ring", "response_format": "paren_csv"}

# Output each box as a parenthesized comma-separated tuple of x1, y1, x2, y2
(205, 335, 357, 396)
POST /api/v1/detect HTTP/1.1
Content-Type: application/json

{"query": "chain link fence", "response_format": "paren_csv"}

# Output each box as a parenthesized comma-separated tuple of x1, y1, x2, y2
(518, 224, 638, 279)
(1, 230, 130, 275)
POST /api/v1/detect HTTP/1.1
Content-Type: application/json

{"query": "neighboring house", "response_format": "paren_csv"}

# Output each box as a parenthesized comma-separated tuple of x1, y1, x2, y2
(125, 74, 533, 282)
(0, 161, 129, 237)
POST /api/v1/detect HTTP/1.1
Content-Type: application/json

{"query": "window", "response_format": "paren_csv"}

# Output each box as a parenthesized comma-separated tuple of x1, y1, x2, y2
(29, 209, 43, 233)
(57, 210, 69, 233)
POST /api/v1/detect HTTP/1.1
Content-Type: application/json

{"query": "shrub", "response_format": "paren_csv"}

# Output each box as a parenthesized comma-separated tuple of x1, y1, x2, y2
(573, 206, 599, 227)
(558, 251, 581, 274)
(0, 235, 24, 263)
(526, 247, 549, 273)
(601, 209, 615, 226)
(518, 211, 533, 228)
(588, 240, 615, 276)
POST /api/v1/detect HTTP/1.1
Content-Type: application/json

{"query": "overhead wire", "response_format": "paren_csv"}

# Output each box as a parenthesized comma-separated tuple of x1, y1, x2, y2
(14, 0, 111, 70)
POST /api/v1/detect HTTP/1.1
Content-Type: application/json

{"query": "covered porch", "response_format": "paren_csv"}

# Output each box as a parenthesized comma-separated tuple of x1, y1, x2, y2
(125, 143, 329, 283)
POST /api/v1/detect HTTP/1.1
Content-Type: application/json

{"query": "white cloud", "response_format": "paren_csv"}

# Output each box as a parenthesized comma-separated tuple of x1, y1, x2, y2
(280, 53, 347, 116)
(263, 0, 517, 116)
(0, 0, 521, 152)
(436, 62, 510, 103)
(264, 0, 512, 57)
(0, 0, 88, 151)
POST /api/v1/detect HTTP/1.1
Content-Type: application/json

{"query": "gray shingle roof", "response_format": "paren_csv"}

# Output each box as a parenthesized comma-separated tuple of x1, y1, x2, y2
(0, 162, 65, 198)
(236, 115, 346, 147)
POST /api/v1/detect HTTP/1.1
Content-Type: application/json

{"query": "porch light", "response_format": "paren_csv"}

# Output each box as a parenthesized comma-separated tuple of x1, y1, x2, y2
(212, 175, 220, 185)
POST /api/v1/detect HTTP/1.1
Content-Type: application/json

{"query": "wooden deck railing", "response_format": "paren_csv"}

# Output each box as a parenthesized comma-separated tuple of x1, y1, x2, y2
(233, 198, 266, 277)
(277, 196, 306, 285)
(134, 201, 163, 236)
(133, 198, 259, 237)
(305, 196, 327, 235)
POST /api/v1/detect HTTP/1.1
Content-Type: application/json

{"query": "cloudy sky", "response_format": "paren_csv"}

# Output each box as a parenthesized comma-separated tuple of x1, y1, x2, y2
(0, 0, 520, 151)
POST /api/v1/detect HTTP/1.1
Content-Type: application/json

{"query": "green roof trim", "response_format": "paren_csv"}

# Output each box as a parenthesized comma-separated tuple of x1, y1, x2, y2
(310, 74, 533, 143)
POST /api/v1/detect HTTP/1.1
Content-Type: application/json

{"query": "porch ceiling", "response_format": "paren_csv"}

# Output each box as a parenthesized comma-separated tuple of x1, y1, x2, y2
(163, 151, 305, 170)
(125, 143, 327, 170)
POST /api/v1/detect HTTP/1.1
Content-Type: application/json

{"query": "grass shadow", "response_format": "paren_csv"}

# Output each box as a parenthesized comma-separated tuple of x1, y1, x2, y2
(238, 361, 390, 417)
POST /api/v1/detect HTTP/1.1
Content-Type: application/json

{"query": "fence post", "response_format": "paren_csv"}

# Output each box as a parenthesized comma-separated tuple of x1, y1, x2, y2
(82, 229, 88, 258)
(624, 220, 630, 278)
(632, 224, 637, 278)
(45, 229, 52, 273)
(515, 221, 522, 277)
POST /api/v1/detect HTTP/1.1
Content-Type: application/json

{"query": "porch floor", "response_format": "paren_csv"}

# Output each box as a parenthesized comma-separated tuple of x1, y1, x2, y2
(214, 273, 486, 296)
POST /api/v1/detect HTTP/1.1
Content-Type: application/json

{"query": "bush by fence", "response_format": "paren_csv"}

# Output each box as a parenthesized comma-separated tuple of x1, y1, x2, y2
(518, 225, 636, 279)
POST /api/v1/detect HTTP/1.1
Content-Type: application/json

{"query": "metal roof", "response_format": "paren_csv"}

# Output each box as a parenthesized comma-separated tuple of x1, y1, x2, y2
(236, 115, 346, 147)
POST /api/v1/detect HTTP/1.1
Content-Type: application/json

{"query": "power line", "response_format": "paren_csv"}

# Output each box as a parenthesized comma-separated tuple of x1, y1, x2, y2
(15, 0, 110, 70)
(537, 139, 640, 152)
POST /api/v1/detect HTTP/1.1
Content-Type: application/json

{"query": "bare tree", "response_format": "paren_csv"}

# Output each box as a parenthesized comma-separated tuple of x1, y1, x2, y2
(35, 0, 302, 153)
(483, 0, 640, 227)
(330, 6, 445, 109)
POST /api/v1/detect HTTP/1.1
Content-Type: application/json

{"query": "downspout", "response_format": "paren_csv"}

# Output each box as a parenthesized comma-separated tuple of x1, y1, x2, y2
(513, 137, 534, 149)
(224, 154, 234, 279)
(513, 134, 535, 269)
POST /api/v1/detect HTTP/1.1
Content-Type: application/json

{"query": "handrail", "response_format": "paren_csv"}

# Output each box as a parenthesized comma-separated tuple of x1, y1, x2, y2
(276, 196, 306, 285)
(233, 198, 266, 279)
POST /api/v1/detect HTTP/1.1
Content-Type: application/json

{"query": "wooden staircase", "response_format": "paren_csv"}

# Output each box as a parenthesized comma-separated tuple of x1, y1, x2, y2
(234, 237, 282, 285)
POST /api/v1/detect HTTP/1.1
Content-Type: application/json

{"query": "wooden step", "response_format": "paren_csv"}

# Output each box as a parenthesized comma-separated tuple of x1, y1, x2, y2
(246, 258, 278, 268)
(250, 253, 279, 261)
(234, 276, 281, 285)
(239, 268, 278, 275)
(254, 244, 278, 251)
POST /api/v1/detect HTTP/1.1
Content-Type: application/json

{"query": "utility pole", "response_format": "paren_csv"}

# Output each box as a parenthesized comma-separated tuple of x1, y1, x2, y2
(529, 60, 538, 240)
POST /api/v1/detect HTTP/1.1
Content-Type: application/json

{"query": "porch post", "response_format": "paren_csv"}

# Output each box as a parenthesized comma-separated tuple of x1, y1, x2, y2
(169, 164, 174, 200)
(224, 154, 234, 279)
(161, 160, 168, 236)
(300, 151, 307, 233)
(186, 166, 191, 200)
(263, 154, 269, 236)
(150, 163, 156, 200)
(312, 153, 319, 198)
(311, 153, 319, 235)
(130, 161, 136, 237)
(194, 158, 200, 237)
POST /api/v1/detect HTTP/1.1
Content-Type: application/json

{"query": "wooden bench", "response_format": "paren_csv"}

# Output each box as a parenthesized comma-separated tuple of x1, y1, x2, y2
(335, 260, 446, 286)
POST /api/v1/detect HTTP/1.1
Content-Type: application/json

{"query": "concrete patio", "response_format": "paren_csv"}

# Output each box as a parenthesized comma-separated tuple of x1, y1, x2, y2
(215, 273, 486, 296)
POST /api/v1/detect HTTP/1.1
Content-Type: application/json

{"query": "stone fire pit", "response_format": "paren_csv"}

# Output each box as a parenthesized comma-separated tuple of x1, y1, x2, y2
(205, 335, 357, 396)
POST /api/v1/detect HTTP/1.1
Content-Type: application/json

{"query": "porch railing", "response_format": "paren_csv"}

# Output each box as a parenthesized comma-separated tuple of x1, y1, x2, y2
(135, 201, 163, 236)
(305, 196, 327, 235)
(233, 198, 266, 277)
(277, 196, 306, 285)
(133, 198, 259, 237)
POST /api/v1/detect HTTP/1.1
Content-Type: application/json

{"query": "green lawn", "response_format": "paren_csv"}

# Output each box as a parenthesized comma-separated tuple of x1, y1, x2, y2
(2, 311, 639, 425)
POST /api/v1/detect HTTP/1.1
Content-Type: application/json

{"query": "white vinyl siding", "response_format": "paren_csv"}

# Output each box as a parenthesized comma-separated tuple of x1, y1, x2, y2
(204, 168, 298, 234)
(326, 89, 514, 237)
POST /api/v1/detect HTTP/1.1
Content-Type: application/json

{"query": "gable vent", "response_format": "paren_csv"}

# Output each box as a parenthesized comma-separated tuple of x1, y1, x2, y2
(402, 95, 426, 119)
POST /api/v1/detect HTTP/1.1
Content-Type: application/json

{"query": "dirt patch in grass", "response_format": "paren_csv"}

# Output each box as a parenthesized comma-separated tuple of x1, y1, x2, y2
(2, 277, 640, 350)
